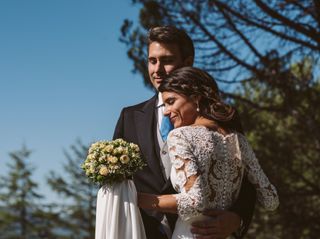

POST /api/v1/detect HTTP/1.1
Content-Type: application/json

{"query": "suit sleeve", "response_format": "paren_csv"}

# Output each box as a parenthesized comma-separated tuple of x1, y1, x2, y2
(230, 176, 256, 238)
(113, 108, 125, 140)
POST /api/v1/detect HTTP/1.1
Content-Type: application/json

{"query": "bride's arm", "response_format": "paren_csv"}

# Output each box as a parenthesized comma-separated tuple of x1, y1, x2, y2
(137, 192, 177, 214)
(138, 129, 202, 218)
(239, 134, 279, 211)
(137, 171, 199, 214)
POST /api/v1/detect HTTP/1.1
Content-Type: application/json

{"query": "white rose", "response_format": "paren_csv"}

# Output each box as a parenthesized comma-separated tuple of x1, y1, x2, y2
(108, 156, 118, 164)
(99, 166, 108, 176)
(120, 155, 130, 164)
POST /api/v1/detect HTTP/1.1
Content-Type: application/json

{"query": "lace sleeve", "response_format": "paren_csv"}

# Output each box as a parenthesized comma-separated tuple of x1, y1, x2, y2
(167, 129, 204, 221)
(238, 134, 279, 211)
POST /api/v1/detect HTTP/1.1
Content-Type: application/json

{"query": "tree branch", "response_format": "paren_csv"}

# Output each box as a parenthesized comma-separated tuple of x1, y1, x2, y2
(289, 0, 319, 26)
(213, 0, 319, 51)
(216, 2, 265, 61)
(181, 9, 259, 72)
(254, 0, 320, 45)
(222, 91, 283, 112)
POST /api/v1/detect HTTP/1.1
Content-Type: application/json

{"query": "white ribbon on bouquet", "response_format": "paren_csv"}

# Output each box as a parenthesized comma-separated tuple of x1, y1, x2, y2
(95, 180, 146, 239)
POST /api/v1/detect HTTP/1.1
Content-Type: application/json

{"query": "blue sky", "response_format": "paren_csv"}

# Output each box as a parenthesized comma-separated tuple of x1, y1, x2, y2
(0, 0, 154, 202)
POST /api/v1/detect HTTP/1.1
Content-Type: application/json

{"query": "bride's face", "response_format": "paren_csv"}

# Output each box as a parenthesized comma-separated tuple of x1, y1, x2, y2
(162, 91, 198, 128)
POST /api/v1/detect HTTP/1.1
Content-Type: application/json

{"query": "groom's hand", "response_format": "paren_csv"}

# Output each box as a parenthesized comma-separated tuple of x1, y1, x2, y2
(190, 210, 241, 239)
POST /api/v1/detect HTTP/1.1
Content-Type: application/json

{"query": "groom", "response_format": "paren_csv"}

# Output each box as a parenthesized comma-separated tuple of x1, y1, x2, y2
(113, 26, 256, 239)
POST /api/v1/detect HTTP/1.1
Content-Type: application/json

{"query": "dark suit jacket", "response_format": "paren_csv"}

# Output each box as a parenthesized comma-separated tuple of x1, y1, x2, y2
(113, 95, 256, 239)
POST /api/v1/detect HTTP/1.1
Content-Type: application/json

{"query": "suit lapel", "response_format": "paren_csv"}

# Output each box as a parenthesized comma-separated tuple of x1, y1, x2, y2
(134, 95, 165, 186)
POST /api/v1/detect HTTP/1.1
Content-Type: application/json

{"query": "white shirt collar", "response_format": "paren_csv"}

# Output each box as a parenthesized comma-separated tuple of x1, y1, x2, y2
(157, 93, 165, 130)
(156, 92, 164, 108)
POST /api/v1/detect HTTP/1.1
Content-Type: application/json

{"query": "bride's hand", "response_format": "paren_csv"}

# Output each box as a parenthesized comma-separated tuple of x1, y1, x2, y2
(190, 210, 241, 239)
(137, 192, 159, 209)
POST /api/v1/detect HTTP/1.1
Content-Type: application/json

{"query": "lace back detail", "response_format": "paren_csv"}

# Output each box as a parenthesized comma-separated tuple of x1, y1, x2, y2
(167, 126, 279, 221)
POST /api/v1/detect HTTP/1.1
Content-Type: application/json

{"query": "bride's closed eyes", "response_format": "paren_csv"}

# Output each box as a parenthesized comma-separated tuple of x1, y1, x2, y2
(164, 96, 176, 106)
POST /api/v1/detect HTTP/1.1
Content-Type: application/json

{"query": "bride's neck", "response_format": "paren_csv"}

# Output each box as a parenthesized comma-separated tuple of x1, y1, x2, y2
(193, 116, 214, 126)
(193, 117, 230, 135)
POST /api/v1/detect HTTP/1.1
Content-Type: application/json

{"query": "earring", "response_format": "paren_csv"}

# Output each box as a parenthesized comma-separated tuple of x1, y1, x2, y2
(196, 103, 200, 112)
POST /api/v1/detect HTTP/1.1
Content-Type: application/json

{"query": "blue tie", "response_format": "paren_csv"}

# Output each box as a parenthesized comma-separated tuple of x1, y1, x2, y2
(160, 116, 174, 141)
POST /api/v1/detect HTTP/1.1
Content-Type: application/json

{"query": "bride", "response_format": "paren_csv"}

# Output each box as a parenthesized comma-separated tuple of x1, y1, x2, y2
(137, 67, 279, 239)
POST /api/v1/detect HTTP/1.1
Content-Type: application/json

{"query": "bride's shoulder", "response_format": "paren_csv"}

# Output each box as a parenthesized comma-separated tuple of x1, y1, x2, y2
(169, 125, 206, 140)
(168, 126, 188, 138)
(172, 125, 203, 133)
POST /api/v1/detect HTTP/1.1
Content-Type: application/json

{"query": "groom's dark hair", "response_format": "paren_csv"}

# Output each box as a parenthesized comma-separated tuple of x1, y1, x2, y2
(147, 26, 194, 63)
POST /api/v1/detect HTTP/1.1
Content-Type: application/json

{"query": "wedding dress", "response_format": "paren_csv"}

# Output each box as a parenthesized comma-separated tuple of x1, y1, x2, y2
(168, 125, 279, 239)
(95, 180, 146, 239)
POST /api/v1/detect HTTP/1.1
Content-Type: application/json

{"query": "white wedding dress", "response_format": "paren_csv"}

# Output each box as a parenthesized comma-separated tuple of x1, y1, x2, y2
(167, 126, 279, 239)
(95, 180, 146, 239)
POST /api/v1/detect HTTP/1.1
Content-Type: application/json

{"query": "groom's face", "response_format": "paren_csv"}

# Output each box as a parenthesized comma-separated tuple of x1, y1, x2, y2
(148, 41, 184, 90)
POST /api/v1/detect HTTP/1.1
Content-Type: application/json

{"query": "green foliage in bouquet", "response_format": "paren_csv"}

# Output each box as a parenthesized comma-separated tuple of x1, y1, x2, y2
(81, 139, 146, 185)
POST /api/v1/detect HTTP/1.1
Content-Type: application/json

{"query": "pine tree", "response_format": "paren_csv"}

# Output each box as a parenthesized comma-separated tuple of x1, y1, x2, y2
(47, 140, 98, 239)
(0, 146, 43, 238)
(233, 58, 320, 238)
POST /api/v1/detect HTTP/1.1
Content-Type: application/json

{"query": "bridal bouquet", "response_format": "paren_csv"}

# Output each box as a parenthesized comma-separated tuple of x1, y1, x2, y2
(81, 138, 145, 185)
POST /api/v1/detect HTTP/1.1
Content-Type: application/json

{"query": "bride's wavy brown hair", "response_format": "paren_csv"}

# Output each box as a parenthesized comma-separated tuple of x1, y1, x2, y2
(158, 67, 235, 123)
